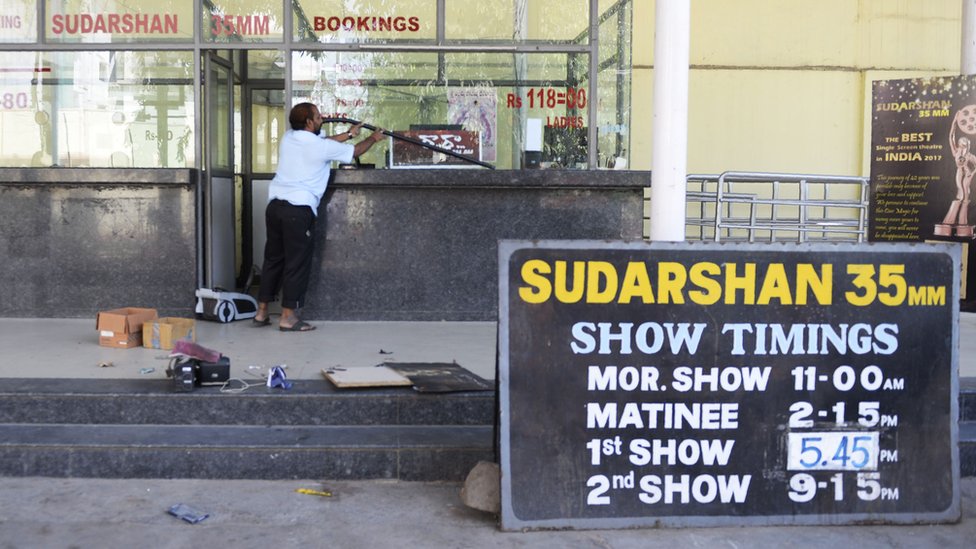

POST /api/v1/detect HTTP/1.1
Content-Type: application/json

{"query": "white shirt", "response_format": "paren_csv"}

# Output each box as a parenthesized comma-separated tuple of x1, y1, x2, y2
(267, 129, 354, 215)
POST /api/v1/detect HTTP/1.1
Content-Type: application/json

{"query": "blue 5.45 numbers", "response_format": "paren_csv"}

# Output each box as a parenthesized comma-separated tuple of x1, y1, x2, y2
(787, 432, 879, 471)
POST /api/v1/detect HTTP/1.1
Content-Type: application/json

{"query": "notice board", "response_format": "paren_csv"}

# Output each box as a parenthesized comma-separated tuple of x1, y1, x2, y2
(498, 240, 960, 530)
(870, 74, 976, 242)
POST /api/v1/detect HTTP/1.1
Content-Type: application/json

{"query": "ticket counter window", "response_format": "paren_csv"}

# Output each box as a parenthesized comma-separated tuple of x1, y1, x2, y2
(292, 49, 589, 169)
(0, 50, 195, 168)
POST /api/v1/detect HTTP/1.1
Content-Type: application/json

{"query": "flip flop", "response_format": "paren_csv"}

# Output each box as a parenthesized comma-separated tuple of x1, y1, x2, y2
(280, 320, 316, 332)
(252, 317, 271, 327)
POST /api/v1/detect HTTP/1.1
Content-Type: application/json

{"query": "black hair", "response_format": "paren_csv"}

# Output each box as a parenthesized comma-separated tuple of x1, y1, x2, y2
(289, 103, 317, 131)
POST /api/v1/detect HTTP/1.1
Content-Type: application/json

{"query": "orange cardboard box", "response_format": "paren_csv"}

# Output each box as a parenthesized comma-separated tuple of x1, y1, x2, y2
(96, 307, 158, 349)
(143, 317, 196, 350)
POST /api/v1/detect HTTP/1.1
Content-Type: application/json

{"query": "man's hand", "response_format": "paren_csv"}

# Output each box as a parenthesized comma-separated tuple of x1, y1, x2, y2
(348, 122, 365, 139)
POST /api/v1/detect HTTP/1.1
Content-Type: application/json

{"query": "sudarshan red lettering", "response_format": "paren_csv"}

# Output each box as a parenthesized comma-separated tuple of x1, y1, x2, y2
(50, 13, 178, 34)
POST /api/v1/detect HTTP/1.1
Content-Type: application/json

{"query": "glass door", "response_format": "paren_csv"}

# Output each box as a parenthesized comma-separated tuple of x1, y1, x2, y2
(203, 51, 236, 290)
(244, 85, 286, 288)
(239, 50, 286, 290)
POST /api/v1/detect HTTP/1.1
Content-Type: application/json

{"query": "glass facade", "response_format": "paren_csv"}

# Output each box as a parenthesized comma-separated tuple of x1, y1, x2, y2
(0, 0, 633, 170)
(0, 50, 195, 167)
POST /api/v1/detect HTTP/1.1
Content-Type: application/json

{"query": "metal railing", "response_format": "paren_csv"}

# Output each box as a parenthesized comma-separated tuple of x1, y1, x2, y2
(684, 171, 869, 243)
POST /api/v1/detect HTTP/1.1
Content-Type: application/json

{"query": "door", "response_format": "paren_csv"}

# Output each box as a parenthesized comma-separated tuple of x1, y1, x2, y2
(203, 51, 236, 290)
(243, 85, 286, 288)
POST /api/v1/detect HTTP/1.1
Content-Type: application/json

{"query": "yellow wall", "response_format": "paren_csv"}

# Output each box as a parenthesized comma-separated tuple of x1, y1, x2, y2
(630, 0, 962, 176)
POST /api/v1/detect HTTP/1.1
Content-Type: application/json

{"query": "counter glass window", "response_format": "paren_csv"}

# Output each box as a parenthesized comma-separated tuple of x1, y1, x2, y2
(0, 50, 195, 168)
(293, 0, 437, 43)
(45, 0, 194, 44)
(0, 0, 37, 43)
(292, 49, 589, 169)
(204, 0, 284, 43)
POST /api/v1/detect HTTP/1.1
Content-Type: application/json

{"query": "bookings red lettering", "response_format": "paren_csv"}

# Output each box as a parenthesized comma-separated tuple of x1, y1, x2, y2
(50, 13, 178, 34)
(312, 15, 421, 32)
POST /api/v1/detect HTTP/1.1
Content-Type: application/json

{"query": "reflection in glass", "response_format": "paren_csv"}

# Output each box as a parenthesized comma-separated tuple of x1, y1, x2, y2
(0, 0, 37, 43)
(596, 0, 631, 169)
(445, 0, 589, 42)
(251, 89, 285, 173)
(0, 50, 195, 167)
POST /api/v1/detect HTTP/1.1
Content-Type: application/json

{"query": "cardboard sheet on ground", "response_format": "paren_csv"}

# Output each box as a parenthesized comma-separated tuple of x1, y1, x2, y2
(385, 362, 492, 392)
(321, 366, 412, 388)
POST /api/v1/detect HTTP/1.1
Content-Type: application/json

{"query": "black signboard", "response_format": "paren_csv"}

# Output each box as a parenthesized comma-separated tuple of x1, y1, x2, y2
(498, 240, 960, 530)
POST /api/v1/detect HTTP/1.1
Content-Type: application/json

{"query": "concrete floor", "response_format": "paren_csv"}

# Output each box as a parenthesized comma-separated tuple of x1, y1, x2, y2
(1, 312, 973, 382)
(0, 476, 973, 548)
(0, 318, 498, 383)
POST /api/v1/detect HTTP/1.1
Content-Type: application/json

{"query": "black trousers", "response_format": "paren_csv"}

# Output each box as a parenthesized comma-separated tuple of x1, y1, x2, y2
(258, 199, 316, 310)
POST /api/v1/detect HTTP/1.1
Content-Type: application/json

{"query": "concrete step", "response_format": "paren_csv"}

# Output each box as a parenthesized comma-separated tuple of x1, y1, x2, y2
(963, 421, 976, 477)
(0, 378, 971, 479)
(963, 377, 976, 421)
(961, 379, 975, 476)
(0, 378, 494, 426)
(0, 378, 496, 481)
(0, 423, 494, 481)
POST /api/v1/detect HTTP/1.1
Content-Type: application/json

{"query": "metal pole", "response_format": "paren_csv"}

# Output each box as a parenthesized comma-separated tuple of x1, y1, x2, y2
(964, 0, 976, 74)
(648, 0, 690, 242)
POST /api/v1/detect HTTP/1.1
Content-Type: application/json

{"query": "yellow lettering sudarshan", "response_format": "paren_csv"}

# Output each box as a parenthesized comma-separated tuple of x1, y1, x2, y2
(518, 259, 551, 303)
(688, 262, 721, 304)
(657, 262, 686, 304)
(618, 261, 655, 304)
(757, 263, 791, 304)
(724, 263, 756, 304)
(554, 261, 585, 303)
(587, 261, 618, 303)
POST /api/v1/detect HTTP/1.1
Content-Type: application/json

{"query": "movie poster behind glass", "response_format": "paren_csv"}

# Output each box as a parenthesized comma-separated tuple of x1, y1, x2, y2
(870, 75, 976, 242)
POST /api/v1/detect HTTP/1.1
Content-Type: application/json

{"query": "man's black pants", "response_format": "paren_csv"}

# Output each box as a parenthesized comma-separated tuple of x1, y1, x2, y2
(258, 199, 316, 310)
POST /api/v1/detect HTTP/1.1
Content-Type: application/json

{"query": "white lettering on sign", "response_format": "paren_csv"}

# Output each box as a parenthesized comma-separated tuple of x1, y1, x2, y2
(628, 438, 735, 466)
(637, 474, 752, 504)
(588, 366, 662, 391)
(586, 365, 770, 393)
(721, 322, 899, 356)
(570, 321, 707, 355)
(586, 402, 739, 430)
(671, 366, 771, 392)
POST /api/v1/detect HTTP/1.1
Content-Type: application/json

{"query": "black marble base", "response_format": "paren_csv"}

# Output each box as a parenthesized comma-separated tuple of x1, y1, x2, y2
(303, 169, 648, 320)
(0, 169, 198, 318)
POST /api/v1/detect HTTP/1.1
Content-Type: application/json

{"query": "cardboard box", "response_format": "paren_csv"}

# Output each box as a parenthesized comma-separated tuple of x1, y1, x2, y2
(143, 317, 196, 350)
(96, 307, 158, 349)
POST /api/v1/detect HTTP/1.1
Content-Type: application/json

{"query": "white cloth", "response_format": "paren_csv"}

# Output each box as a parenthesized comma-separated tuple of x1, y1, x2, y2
(267, 129, 354, 215)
